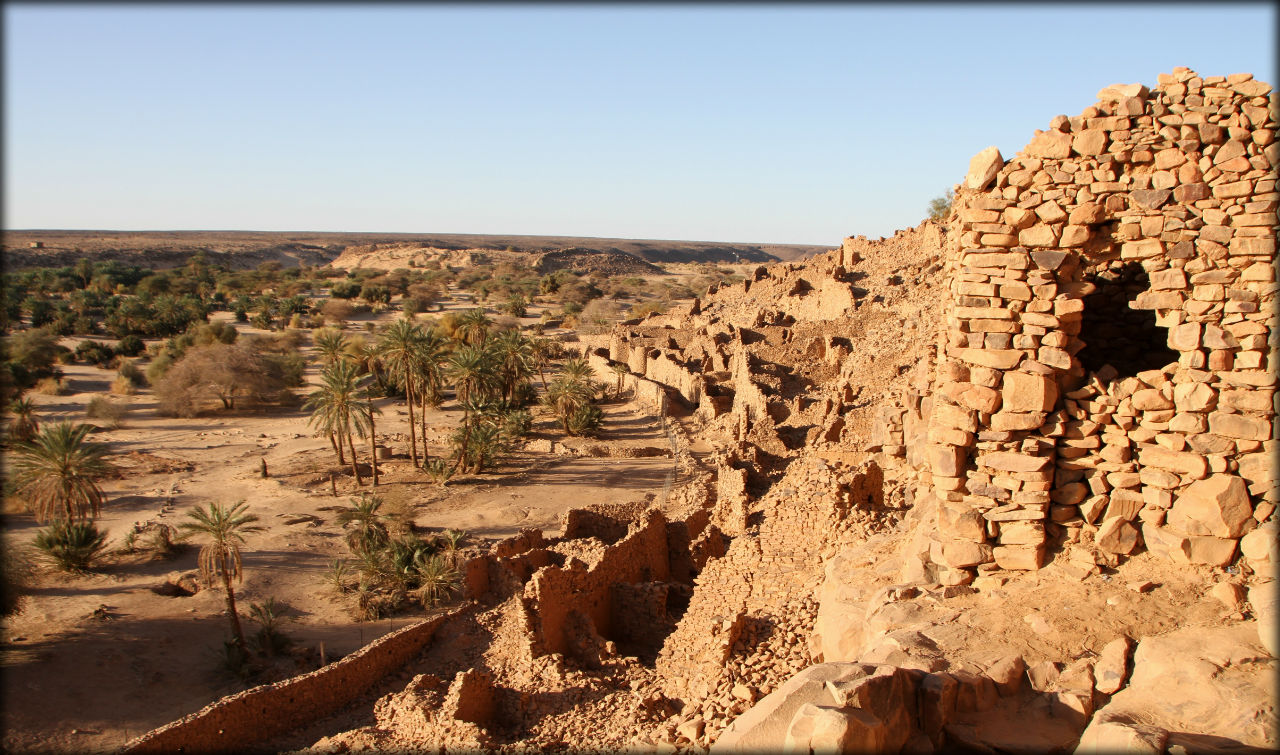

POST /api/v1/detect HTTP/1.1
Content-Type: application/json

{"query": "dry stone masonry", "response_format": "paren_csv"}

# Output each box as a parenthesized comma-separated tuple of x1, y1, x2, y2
(921, 67, 1277, 582)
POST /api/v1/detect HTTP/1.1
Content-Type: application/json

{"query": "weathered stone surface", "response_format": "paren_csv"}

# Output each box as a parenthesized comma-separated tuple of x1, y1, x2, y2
(1130, 188, 1172, 210)
(1096, 517, 1139, 555)
(1001, 371, 1058, 413)
(1094, 636, 1133, 695)
(1026, 130, 1073, 159)
(1072, 129, 1108, 156)
(985, 654, 1025, 697)
(1075, 720, 1167, 755)
(1207, 411, 1271, 441)
(980, 452, 1051, 473)
(713, 663, 873, 753)
(1169, 475, 1254, 538)
(1137, 446, 1208, 478)
(783, 703, 882, 754)
(993, 544, 1046, 570)
(966, 146, 1004, 190)
(1248, 584, 1278, 656)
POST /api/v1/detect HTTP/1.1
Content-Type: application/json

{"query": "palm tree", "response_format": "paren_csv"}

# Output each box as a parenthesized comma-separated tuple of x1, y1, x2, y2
(8, 397, 39, 443)
(305, 360, 372, 485)
(379, 318, 427, 467)
(313, 328, 349, 367)
(609, 362, 629, 400)
(11, 422, 113, 523)
(351, 337, 388, 395)
(411, 329, 451, 463)
(491, 329, 533, 403)
(529, 337, 558, 390)
(448, 344, 499, 422)
(335, 494, 391, 554)
(458, 308, 493, 346)
(543, 376, 595, 435)
(178, 501, 263, 652)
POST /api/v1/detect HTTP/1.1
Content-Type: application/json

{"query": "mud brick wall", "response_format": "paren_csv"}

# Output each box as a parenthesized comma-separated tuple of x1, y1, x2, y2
(926, 68, 1277, 580)
(523, 508, 673, 657)
(123, 608, 463, 753)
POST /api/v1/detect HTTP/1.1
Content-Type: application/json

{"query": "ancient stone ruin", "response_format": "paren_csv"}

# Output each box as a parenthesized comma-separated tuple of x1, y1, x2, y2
(125, 67, 1277, 754)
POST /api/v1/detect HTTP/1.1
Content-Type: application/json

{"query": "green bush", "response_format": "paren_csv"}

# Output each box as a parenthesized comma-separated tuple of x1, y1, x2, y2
(566, 404, 604, 436)
(33, 521, 110, 572)
(115, 334, 145, 357)
(74, 340, 116, 367)
(928, 188, 954, 223)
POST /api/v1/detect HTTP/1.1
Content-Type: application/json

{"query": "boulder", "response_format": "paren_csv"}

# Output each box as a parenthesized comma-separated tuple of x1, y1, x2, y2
(713, 663, 874, 753)
(1169, 475, 1253, 538)
(966, 146, 1004, 190)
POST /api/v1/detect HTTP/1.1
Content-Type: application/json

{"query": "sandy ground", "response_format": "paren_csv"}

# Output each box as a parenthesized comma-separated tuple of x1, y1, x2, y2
(0, 312, 675, 754)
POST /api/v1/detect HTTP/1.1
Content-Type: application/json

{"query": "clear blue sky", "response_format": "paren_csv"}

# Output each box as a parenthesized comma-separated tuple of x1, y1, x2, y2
(4, 3, 1275, 245)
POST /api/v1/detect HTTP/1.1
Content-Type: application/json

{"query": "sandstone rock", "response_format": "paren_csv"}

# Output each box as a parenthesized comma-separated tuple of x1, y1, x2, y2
(1169, 475, 1253, 538)
(1095, 517, 1139, 555)
(993, 544, 1045, 570)
(1001, 371, 1058, 413)
(980, 452, 1050, 473)
(966, 146, 1004, 190)
(1094, 636, 1133, 695)
(1074, 720, 1167, 754)
(713, 663, 873, 753)
(1247, 584, 1278, 656)
(985, 654, 1025, 697)
(1026, 130, 1072, 159)
(1210, 581, 1246, 610)
(783, 704, 879, 754)
(1097, 83, 1150, 101)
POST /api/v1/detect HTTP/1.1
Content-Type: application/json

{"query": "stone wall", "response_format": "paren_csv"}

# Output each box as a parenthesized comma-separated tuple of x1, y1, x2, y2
(123, 608, 463, 753)
(922, 68, 1277, 581)
(523, 508, 676, 658)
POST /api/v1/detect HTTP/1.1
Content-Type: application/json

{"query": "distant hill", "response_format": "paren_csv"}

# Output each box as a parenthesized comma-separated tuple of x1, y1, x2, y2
(1, 230, 831, 271)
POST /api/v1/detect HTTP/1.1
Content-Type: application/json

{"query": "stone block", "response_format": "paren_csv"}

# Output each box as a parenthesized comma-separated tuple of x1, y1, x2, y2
(981, 452, 1051, 473)
(1001, 371, 1059, 413)
(1207, 411, 1271, 441)
(1026, 130, 1072, 159)
(966, 146, 1004, 190)
(993, 544, 1046, 570)
(1095, 517, 1140, 555)
(1137, 445, 1208, 478)
(1169, 475, 1254, 538)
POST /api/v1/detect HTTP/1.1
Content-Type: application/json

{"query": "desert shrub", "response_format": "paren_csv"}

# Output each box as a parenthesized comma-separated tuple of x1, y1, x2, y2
(86, 396, 126, 428)
(503, 294, 528, 318)
(145, 350, 175, 385)
(630, 300, 669, 319)
(115, 334, 145, 357)
(4, 327, 66, 384)
(320, 298, 354, 325)
(928, 188, 954, 223)
(250, 311, 275, 330)
(154, 343, 293, 416)
(249, 597, 293, 656)
(33, 377, 65, 396)
(359, 283, 391, 304)
(501, 409, 532, 440)
(33, 520, 110, 572)
(424, 458, 454, 486)
(327, 558, 353, 593)
(566, 404, 604, 436)
(109, 375, 134, 395)
(328, 281, 361, 299)
(117, 358, 146, 387)
(74, 340, 116, 367)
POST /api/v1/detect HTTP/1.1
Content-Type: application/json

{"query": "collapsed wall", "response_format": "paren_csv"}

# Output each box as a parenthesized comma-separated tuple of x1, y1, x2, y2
(907, 68, 1278, 582)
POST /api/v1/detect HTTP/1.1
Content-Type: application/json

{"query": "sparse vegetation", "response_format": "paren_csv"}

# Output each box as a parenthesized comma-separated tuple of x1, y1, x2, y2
(178, 501, 263, 653)
(33, 520, 111, 572)
(11, 422, 113, 523)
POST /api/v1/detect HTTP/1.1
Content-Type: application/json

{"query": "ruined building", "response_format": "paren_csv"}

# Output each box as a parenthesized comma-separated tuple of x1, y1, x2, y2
(126, 68, 1277, 754)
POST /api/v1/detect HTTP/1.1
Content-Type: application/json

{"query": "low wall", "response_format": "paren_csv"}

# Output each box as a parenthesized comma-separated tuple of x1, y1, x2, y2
(525, 509, 673, 656)
(123, 606, 465, 753)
